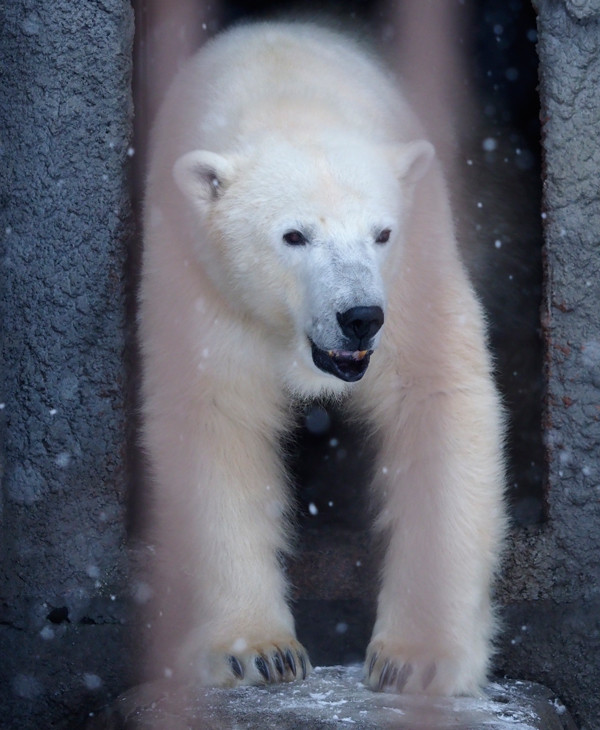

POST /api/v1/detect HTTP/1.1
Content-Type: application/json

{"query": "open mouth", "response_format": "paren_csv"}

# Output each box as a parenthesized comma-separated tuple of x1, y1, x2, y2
(310, 339, 372, 382)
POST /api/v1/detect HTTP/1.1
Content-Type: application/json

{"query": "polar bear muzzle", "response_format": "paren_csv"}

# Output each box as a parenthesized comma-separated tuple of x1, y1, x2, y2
(309, 304, 384, 382)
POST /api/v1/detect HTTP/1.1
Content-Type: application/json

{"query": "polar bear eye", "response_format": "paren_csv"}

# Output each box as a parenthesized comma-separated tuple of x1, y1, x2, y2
(375, 228, 391, 244)
(283, 230, 307, 246)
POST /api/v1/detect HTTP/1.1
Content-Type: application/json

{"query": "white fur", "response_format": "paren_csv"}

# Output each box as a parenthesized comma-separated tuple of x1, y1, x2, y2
(140, 22, 506, 695)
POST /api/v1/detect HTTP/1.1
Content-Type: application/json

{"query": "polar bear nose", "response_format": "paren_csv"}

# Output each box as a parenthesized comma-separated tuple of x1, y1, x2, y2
(337, 306, 384, 347)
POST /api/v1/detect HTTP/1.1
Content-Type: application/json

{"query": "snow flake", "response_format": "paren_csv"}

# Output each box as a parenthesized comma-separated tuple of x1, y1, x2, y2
(558, 450, 572, 466)
(305, 405, 331, 434)
(83, 673, 103, 690)
(40, 626, 55, 640)
(132, 582, 154, 604)
(56, 452, 71, 468)
(267, 500, 284, 520)
(231, 637, 248, 653)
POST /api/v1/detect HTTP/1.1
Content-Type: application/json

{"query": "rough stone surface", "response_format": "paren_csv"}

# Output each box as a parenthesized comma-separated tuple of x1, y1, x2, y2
(564, 0, 600, 21)
(493, 2, 600, 728)
(0, 1, 135, 727)
(85, 665, 578, 730)
(540, 4, 600, 590)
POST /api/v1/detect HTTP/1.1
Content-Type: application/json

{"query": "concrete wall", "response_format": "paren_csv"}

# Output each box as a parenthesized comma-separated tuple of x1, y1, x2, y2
(0, 2, 135, 727)
(496, 2, 600, 727)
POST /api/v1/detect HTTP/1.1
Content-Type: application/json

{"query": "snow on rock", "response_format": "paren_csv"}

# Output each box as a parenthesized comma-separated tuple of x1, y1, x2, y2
(88, 665, 577, 730)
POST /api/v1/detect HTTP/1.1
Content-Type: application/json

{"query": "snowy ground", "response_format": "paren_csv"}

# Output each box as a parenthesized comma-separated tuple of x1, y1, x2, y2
(88, 665, 577, 729)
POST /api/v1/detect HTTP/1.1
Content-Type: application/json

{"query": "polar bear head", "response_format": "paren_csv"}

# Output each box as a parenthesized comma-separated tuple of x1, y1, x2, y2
(173, 136, 433, 393)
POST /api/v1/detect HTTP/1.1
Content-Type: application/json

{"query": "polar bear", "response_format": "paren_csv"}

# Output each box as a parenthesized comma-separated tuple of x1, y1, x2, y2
(139, 22, 506, 696)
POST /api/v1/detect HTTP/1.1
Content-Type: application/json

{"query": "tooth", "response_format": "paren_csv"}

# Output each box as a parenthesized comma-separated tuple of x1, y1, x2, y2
(354, 350, 368, 361)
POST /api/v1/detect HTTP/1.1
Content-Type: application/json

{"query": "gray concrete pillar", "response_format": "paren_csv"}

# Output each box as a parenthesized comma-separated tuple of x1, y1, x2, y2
(497, 2, 600, 726)
(0, 2, 135, 726)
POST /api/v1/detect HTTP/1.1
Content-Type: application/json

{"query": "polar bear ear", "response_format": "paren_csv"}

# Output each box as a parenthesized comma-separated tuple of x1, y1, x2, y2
(173, 150, 236, 203)
(392, 140, 435, 185)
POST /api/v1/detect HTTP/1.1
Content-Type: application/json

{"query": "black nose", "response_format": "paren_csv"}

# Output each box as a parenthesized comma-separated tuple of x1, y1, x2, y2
(336, 306, 384, 347)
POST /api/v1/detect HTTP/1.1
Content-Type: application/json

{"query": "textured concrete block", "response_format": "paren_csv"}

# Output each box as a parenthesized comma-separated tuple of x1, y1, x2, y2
(0, 1, 135, 726)
(495, 2, 600, 727)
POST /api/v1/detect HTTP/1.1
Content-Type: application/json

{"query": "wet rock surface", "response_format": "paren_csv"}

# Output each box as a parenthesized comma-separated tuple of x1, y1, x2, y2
(88, 665, 577, 730)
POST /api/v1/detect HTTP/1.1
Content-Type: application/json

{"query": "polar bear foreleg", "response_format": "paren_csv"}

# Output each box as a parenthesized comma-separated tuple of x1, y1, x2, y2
(363, 382, 505, 695)
(146, 396, 310, 687)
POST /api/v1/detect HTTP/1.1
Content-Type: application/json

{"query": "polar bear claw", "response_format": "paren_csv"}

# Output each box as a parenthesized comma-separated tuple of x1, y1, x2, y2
(205, 639, 311, 687)
(364, 639, 482, 696)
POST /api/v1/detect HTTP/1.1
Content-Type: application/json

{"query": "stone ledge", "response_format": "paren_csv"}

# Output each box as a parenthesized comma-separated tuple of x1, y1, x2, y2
(87, 665, 577, 730)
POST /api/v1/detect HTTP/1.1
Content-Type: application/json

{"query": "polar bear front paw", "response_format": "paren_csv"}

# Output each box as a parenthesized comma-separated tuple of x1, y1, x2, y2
(364, 640, 480, 696)
(204, 638, 312, 688)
